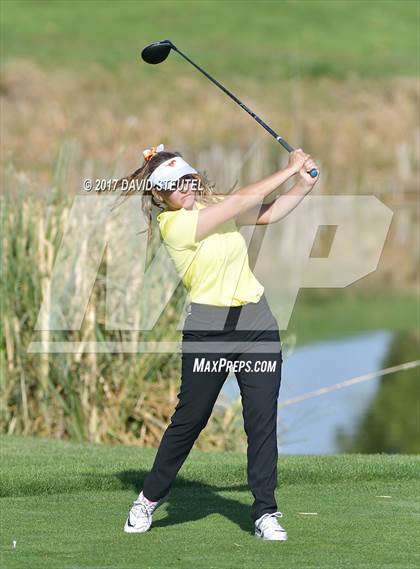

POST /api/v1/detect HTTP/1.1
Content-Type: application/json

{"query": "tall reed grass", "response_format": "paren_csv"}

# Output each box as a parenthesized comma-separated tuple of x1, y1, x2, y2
(0, 176, 249, 450)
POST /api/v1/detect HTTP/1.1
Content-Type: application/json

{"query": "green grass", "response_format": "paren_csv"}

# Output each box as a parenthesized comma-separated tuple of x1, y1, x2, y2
(1, 0, 418, 79)
(280, 290, 419, 347)
(1, 435, 419, 568)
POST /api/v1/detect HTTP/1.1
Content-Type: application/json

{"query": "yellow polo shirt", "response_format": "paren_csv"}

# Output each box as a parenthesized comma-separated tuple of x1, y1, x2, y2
(156, 200, 264, 307)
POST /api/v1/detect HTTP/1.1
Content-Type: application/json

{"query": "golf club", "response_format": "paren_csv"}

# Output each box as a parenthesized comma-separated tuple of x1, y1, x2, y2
(141, 39, 318, 178)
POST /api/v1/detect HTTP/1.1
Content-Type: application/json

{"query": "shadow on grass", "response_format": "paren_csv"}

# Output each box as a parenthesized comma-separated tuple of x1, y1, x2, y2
(116, 469, 255, 533)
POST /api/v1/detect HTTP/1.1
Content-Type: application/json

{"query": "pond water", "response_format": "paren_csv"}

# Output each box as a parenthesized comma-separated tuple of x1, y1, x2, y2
(219, 329, 394, 454)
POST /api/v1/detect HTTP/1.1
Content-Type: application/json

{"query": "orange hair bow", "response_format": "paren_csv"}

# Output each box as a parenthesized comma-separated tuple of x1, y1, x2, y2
(143, 143, 165, 162)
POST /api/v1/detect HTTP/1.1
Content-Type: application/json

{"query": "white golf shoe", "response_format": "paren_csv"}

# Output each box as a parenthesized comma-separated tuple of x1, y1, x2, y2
(254, 511, 288, 541)
(123, 491, 170, 534)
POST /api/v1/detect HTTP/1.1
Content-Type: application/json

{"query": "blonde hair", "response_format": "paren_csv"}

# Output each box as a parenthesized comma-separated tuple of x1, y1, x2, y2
(111, 150, 223, 243)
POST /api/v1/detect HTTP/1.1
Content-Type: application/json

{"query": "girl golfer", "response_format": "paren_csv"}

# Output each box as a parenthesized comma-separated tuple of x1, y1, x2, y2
(118, 144, 319, 540)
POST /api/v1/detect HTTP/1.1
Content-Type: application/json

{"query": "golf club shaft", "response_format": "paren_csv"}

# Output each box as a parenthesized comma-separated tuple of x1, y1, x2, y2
(172, 45, 318, 177)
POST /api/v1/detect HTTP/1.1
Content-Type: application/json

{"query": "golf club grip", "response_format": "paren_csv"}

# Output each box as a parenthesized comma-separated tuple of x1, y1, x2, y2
(277, 139, 318, 178)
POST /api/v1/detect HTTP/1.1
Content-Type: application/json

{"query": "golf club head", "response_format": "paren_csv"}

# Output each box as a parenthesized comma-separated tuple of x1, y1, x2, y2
(141, 40, 175, 64)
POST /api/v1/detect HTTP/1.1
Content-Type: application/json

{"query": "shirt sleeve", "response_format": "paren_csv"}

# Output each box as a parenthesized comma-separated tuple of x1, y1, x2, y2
(158, 208, 200, 250)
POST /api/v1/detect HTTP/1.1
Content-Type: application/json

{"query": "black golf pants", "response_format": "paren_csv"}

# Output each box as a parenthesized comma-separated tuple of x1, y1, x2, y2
(142, 293, 283, 523)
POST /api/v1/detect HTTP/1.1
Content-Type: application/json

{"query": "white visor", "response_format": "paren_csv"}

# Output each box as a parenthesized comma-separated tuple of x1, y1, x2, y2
(148, 157, 198, 190)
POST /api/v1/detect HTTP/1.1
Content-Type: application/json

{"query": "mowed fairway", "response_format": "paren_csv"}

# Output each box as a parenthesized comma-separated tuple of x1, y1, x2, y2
(1, 436, 419, 568)
(1, 0, 418, 78)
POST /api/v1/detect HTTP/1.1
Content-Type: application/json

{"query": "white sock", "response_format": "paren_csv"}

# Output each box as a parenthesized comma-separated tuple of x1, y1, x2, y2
(138, 490, 158, 506)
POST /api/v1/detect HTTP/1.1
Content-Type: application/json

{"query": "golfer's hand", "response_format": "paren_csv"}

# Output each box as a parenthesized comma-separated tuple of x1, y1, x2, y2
(298, 156, 320, 188)
(287, 149, 310, 175)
